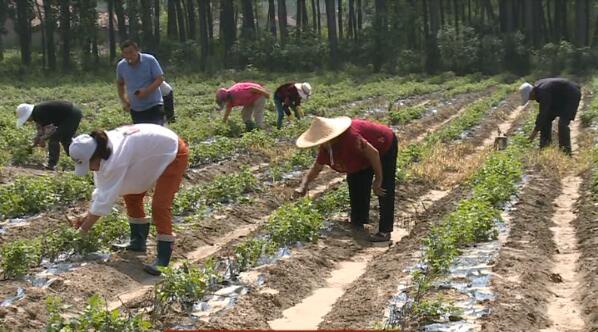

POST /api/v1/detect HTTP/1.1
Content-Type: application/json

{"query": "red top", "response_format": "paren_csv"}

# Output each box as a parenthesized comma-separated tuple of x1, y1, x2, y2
(316, 119, 395, 174)
(227, 82, 265, 107)
(274, 83, 302, 108)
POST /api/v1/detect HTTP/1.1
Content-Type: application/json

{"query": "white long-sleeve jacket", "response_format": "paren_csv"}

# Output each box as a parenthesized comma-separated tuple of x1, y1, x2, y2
(90, 124, 179, 216)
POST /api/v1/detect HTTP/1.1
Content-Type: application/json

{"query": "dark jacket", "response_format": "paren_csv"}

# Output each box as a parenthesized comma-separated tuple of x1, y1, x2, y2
(534, 78, 581, 130)
(30, 101, 82, 127)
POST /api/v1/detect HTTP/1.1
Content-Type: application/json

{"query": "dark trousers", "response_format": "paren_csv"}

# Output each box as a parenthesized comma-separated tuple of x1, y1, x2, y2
(539, 117, 572, 154)
(131, 104, 165, 125)
(163, 92, 175, 123)
(347, 135, 398, 233)
(48, 109, 82, 166)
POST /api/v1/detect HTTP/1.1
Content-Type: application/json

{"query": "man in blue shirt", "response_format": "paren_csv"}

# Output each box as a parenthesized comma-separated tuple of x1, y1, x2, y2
(116, 40, 165, 125)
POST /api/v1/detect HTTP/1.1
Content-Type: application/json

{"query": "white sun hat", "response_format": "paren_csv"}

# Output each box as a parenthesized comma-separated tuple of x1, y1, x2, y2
(295, 82, 312, 100)
(296, 116, 352, 148)
(519, 82, 534, 106)
(15, 103, 34, 128)
(69, 134, 97, 176)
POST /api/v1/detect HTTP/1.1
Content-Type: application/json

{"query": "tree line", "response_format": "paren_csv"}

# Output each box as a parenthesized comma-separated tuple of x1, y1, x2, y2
(1, 0, 597, 74)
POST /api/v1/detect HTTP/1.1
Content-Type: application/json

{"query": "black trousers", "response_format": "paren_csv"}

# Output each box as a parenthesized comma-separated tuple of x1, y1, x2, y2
(131, 104, 165, 125)
(48, 108, 82, 166)
(163, 91, 175, 122)
(539, 117, 573, 154)
(347, 135, 398, 233)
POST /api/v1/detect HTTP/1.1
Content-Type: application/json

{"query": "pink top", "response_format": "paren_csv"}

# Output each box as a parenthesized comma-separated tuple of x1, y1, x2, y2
(316, 119, 395, 174)
(226, 82, 265, 107)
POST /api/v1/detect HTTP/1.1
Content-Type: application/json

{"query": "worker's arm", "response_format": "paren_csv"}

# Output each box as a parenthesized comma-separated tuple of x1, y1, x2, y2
(117, 79, 130, 112)
(250, 86, 271, 98)
(530, 94, 551, 142)
(223, 103, 233, 122)
(136, 75, 164, 98)
(361, 139, 385, 197)
(296, 161, 324, 196)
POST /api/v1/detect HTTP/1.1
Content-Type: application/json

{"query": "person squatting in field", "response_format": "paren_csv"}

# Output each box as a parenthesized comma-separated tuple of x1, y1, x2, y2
(160, 81, 176, 123)
(216, 82, 271, 131)
(15, 101, 83, 171)
(519, 77, 581, 155)
(273, 82, 312, 129)
(117, 40, 167, 126)
(295, 116, 398, 242)
(69, 124, 189, 275)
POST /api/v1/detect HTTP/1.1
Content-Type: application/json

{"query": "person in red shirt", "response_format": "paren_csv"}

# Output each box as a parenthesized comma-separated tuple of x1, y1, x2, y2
(274, 82, 312, 129)
(216, 82, 271, 131)
(295, 116, 398, 242)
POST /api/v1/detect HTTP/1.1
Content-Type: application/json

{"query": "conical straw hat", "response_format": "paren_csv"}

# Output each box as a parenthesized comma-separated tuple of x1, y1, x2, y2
(296, 116, 352, 148)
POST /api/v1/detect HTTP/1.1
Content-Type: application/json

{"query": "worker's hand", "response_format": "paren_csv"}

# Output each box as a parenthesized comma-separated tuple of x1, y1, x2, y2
(134, 88, 150, 99)
(373, 179, 386, 197)
(122, 100, 131, 112)
(293, 186, 308, 198)
(73, 214, 94, 234)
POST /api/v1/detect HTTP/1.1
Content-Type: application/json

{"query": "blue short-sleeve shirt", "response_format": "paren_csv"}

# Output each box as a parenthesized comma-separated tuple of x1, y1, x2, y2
(116, 53, 164, 111)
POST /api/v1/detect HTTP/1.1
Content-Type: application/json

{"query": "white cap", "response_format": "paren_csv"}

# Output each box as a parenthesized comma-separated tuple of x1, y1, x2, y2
(519, 82, 534, 106)
(295, 82, 312, 100)
(69, 134, 97, 176)
(16, 103, 34, 128)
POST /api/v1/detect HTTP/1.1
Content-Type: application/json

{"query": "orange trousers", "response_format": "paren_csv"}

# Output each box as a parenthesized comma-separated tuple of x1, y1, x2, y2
(123, 138, 189, 242)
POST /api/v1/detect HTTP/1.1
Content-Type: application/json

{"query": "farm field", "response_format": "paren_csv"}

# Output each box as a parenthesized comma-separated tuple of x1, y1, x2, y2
(0, 71, 596, 332)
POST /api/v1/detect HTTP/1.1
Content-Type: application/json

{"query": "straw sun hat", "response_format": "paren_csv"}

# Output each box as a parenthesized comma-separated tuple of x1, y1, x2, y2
(296, 116, 352, 148)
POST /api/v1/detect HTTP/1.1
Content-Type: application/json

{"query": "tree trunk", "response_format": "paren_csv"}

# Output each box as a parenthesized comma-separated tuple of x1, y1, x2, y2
(317, 0, 321, 34)
(15, 0, 33, 65)
(59, 0, 70, 69)
(126, 0, 140, 41)
(356, 0, 362, 31)
(207, 0, 213, 40)
(453, 0, 459, 33)
(199, 0, 209, 70)
(167, 0, 178, 38)
(425, 0, 441, 73)
(108, 0, 116, 61)
(348, 0, 355, 39)
(241, 0, 256, 40)
(524, 0, 534, 45)
(439, 0, 444, 27)
(324, 0, 338, 67)
(254, 0, 260, 33)
(114, 0, 127, 40)
(575, 0, 589, 46)
(337, 0, 342, 39)
(301, 0, 308, 30)
(268, 0, 277, 37)
(0, 0, 7, 61)
(311, 0, 317, 32)
(277, 0, 288, 45)
(296, 0, 302, 36)
(187, 0, 197, 39)
(35, 0, 47, 68)
(221, 0, 236, 65)
(140, 0, 154, 47)
(174, 0, 187, 40)
(373, 0, 386, 72)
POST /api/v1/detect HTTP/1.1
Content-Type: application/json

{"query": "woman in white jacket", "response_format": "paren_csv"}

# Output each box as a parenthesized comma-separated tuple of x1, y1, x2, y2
(69, 123, 188, 275)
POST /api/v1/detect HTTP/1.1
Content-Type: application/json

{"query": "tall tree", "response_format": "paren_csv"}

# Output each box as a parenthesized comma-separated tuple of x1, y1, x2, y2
(317, 0, 321, 34)
(311, 0, 317, 32)
(114, 0, 128, 40)
(207, 0, 213, 40)
(15, 0, 33, 65)
(241, 0, 256, 40)
(198, 0, 209, 70)
(220, 0, 235, 65)
(108, 0, 116, 61)
(267, 0, 277, 38)
(356, 0, 362, 31)
(296, 0, 303, 35)
(301, 0, 308, 30)
(140, 0, 154, 47)
(186, 0, 197, 40)
(277, 0, 288, 44)
(337, 0, 342, 39)
(0, 0, 8, 61)
(324, 0, 338, 67)
(34, 0, 47, 67)
(59, 0, 70, 69)
(425, 0, 441, 73)
(167, 0, 177, 39)
(126, 0, 140, 41)
(154, 0, 160, 45)
(575, 0, 589, 47)
(373, 0, 386, 71)
(174, 0, 187, 40)
(348, 0, 356, 39)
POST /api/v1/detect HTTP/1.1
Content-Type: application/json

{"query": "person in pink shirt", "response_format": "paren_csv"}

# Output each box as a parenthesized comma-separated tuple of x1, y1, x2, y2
(215, 82, 271, 131)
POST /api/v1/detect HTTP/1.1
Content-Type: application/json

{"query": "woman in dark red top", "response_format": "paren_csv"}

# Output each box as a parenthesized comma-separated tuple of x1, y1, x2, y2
(295, 116, 398, 242)
(274, 82, 312, 129)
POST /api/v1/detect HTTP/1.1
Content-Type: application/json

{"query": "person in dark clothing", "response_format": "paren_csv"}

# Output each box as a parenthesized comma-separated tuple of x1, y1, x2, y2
(295, 116, 397, 242)
(274, 82, 312, 129)
(519, 78, 581, 155)
(160, 81, 175, 123)
(16, 101, 83, 170)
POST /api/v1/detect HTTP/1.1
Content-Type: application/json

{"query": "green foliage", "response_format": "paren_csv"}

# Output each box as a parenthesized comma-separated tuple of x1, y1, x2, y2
(154, 260, 221, 314)
(0, 174, 92, 219)
(45, 294, 151, 332)
(234, 238, 277, 271)
(0, 239, 41, 279)
(438, 26, 480, 75)
(315, 186, 350, 216)
(266, 198, 324, 245)
(389, 105, 427, 125)
(471, 151, 522, 206)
